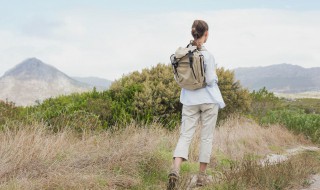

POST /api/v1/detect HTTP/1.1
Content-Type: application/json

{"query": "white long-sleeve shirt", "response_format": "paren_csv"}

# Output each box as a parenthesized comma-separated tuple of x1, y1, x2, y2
(180, 47, 226, 109)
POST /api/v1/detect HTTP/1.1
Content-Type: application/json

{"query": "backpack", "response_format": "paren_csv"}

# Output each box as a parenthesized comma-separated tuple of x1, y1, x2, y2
(170, 41, 207, 90)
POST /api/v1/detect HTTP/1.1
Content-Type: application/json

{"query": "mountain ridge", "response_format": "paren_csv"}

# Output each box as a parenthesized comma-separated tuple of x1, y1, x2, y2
(72, 76, 112, 90)
(233, 63, 320, 93)
(0, 58, 92, 106)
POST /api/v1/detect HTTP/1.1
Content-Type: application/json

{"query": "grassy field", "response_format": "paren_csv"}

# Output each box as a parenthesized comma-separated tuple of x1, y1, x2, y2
(1, 117, 319, 190)
(275, 91, 320, 100)
(281, 98, 320, 114)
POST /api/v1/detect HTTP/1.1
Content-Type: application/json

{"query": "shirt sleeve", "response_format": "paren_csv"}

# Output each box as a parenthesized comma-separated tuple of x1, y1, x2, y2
(205, 53, 218, 86)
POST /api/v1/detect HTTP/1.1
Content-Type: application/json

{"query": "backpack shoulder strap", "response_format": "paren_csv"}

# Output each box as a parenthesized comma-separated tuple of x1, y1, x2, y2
(186, 40, 193, 48)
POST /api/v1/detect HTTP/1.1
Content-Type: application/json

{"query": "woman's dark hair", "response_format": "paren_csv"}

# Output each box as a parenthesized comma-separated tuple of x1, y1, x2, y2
(191, 20, 209, 40)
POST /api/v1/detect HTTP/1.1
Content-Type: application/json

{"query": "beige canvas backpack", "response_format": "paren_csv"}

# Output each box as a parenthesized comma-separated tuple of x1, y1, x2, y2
(170, 41, 207, 90)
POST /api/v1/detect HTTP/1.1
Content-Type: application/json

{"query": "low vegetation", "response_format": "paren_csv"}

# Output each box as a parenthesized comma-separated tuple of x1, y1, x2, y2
(248, 87, 320, 144)
(1, 63, 320, 189)
(281, 98, 320, 114)
(0, 117, 316, 190)
(261, 109, 320, 143)
(206, 151, 320, 190)
(0, 64, 251, 131)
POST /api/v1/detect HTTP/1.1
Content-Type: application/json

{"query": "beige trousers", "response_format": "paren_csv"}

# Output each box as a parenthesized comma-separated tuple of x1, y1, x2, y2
(173, 103, 219, 163)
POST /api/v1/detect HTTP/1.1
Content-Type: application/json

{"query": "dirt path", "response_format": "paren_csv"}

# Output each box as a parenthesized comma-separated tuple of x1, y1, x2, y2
(301, 175, 320, 190)
(260, 146, 319, 166)
(186, 146, 320, 189)
(261, 146, 320, 190)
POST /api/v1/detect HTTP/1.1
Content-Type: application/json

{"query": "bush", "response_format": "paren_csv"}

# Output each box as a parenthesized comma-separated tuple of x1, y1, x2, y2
(282, 98, 320, 114)
(26, 89, 112, 130)
(47, 110, 102, 132)
(0, 100, 22, 127)
(217, 67, 251, 120)
(249, 87, 281, 119)
(110, 63, 251, 129)
(4, 63, 251, 131)
(109, 64, 181, 129)
(261, 109, 320, 143)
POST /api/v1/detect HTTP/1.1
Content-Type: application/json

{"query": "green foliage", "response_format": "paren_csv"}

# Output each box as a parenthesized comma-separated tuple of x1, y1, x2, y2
(282, 98, 320, 114)
(247, 87, 320, 144)
(109, 64, 251, 129)
(109, 64, 181, 129)
(261, 109, 320, 143)
(1, 63, 252, 131)
(0, 100, 22, 127)
(25, 89, 112, 131)
(217, 68, 251, 120)
(249, 87, 281, 119)
(39, 109, 101, 132)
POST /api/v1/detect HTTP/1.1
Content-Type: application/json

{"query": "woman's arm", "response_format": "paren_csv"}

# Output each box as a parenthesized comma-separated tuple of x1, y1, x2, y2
(205, 53, 218, 86)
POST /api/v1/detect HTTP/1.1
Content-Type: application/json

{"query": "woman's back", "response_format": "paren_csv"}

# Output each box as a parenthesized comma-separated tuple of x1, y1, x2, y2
(180, 47, 225, 109)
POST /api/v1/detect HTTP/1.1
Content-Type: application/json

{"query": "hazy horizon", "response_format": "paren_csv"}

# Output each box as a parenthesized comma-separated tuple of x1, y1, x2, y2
(1, 0, 319, 80)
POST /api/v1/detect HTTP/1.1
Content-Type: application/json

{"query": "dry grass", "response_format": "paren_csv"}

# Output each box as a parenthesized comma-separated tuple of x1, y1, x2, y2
(201, 151, 320, 190)
(0, 122, 172, 189)
(187, 115, 309, 164)
(0, 116, 315, 190)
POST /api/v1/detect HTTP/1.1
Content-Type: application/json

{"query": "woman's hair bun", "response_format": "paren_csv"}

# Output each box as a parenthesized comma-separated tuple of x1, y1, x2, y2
(191, 20, 208, 40)
(191, 27, 199, 39)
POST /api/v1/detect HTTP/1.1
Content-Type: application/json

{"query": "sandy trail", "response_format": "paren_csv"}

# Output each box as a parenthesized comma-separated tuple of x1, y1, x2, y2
(186, 146, 320, 190)
(301, 175, 320, 190)
(260, 146, 319, 166)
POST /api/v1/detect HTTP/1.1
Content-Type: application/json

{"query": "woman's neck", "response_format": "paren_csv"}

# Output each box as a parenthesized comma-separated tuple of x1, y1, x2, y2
(192, 39, 204, 48)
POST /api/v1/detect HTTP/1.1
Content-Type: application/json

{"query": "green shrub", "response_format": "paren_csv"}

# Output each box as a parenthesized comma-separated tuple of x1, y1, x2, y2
(109, 64, 181, 129)
(282, 98, 320, 114)
(47, 110, 102, 132)
(261, 109, 320, 143)
(110, 63, 251, 129)
(4, 63, 251, 131)
(25, 89, 112, 130)
(0, 100, 23, 127)
(249, 87, 281, 119)
(217, 67, 251, 120)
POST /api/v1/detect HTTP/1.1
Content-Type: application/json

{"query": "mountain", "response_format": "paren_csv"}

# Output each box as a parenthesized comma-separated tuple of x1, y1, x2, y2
(72, 77, 112, 90)
(233, 63, 320, 93)
(0, 58, 91, 106)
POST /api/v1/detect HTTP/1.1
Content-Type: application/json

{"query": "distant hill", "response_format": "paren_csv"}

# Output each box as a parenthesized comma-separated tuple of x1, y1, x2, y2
(0, 58, 91, 106)
(233, 63, 320, 93)
(72, 77, 112, 90)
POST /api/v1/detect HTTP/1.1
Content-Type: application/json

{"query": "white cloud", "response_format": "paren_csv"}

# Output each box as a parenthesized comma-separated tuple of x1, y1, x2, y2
(0, 9, 319, 80)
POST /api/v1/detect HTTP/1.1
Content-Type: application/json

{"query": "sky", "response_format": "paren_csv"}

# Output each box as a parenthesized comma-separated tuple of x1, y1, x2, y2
(0, 0, 319, 80)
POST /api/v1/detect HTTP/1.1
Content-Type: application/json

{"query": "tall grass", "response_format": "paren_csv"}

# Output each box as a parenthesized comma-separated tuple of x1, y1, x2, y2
(0, 116, 315, 189)
(203, 151, 320, 190)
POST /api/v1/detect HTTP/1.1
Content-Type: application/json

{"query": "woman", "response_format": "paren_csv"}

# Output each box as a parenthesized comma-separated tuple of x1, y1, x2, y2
(167, 20, 225, 189)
